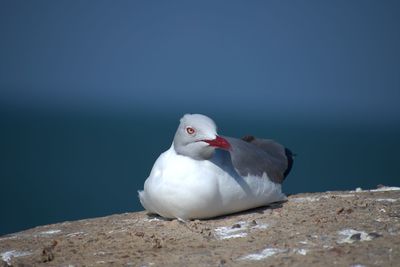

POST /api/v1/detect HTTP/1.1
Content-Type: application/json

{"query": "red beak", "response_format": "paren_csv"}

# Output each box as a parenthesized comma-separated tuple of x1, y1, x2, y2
(203, 136, 231, 150)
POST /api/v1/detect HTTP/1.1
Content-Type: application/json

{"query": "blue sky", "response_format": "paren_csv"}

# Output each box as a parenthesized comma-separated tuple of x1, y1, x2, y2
(1, 1, 399, 122)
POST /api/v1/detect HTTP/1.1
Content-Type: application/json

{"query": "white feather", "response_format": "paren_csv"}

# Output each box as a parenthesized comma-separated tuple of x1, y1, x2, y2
(139, 144, 285, 219)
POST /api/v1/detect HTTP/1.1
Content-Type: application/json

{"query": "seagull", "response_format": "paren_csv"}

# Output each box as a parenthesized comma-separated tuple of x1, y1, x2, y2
(138, 114, 294, 220)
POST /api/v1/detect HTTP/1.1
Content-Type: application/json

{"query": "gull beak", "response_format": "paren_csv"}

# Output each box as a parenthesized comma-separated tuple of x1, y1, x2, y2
(203, 136, 231, 150)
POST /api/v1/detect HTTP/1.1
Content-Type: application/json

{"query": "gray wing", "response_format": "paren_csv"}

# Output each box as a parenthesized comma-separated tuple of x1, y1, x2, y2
(242, 135, 294, 177)
(223, 135, 293, 184)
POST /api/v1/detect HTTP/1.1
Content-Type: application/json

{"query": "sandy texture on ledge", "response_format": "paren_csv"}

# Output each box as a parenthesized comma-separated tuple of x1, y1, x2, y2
(1, 187, 399, 266)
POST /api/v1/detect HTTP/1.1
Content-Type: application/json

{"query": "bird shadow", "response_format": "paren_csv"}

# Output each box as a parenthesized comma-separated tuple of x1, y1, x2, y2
(144, 213, 170, 221)
(209, 200, 287, 221)
(143, 200, 287, 222)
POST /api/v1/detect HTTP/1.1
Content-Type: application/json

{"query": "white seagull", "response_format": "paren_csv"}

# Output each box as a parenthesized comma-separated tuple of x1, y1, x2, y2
(139, 114, 294, 220)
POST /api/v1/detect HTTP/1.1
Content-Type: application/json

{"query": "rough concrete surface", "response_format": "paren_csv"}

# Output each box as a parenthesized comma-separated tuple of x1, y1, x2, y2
(1, 186, 399, 267)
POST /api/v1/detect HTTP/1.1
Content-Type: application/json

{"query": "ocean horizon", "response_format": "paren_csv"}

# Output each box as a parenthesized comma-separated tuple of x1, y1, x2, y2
(1, 110, 399, 235)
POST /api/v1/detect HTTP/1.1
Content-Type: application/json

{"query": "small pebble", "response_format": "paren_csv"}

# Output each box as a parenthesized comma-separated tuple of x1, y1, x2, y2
(135, 232, 145, 237)
(336, 208, 344, 214)
(249, 220, 258, 226)
(368, 232, 382, 239)
(346, 208, 354, 214)
(350, 233, 361, 241)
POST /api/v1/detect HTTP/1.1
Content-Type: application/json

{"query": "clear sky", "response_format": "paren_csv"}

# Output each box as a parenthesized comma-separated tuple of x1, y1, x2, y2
(1, 1, 399, 123)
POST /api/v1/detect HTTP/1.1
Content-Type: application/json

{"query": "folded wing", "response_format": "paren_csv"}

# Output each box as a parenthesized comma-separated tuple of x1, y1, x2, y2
(223, 135, 294, 184)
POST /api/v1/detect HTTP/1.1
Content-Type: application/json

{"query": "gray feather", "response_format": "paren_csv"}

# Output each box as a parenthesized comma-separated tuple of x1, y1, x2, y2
(223, 136, 290, 184)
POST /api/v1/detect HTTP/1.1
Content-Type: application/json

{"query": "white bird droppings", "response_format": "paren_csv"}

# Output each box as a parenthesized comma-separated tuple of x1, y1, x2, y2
(214, 221, 268, 240)
(374, 198, 398, 203)
(1, 250, 32, 265)
(239, 247, 308, 260)
(93, 251, 109, 256)
(66, 231, 86, 237)
(291, 196, 321, 203)
(293, 248, 308, 255)
(108, 229, 127, 234)
(337, 229, 375, 244)
(370, 186, 400, 192)
(0, 235, 18, 242)
(37, 229, 61, 236)
(144, 217, 163, 222)
(214, 225, 248, 239)
(239, 248, 287, 260)
(352, 186, 400, 193)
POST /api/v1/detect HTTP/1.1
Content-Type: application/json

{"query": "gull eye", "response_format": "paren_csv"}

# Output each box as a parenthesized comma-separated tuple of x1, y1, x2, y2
(186, 127, 195, 135)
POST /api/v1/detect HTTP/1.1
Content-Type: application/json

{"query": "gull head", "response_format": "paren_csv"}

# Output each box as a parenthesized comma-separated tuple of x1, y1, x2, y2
(173, 114, 230, 160)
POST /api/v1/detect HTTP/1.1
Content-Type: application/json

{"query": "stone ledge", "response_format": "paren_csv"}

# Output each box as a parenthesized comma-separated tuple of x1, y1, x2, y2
(1, 187, 399, 266)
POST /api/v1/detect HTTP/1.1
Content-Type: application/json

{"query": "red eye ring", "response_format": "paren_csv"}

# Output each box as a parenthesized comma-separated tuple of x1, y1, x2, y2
(186, 127, 195, 135)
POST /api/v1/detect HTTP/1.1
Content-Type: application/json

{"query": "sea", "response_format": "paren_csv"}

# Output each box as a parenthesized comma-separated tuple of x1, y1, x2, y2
(1, 110, 399, 235)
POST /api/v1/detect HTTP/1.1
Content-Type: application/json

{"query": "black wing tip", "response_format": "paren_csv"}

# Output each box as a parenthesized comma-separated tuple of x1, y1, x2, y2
(283, 147, 295, 178)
